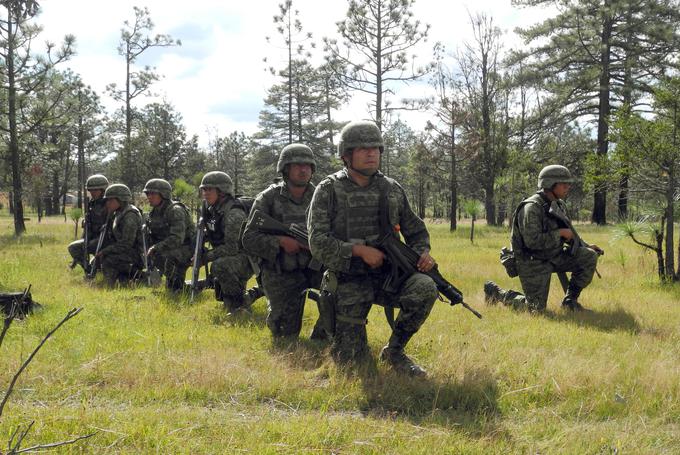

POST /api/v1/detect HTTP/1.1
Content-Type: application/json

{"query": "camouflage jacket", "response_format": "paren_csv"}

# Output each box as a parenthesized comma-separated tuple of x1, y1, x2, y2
(511, 191, 565, 261)
(204, 196, 247, 262)
(146, 199, 195, 254)
(242, 181, 314, 270)
(308, 169, 430, 274)
(99, 203, 143, 257)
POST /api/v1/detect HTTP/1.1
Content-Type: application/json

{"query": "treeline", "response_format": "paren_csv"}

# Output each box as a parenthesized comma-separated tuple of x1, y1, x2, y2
(1, 1, 680, 278)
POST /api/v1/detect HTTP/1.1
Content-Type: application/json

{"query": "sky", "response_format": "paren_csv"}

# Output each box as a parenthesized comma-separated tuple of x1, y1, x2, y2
(37, 0, 553, 146)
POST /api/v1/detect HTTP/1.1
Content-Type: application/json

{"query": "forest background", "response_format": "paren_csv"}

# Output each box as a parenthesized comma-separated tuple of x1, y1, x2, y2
(1, 0, 679, 281)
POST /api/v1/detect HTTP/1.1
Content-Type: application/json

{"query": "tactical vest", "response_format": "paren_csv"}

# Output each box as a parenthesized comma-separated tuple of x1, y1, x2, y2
(147, 200, 195, 245)
(205, 197, 246, 247)
(327, 170, 395, 243)
(111, 203, 143, 250)
(511, 192, 565, 260)
(86, 198, 108, 234)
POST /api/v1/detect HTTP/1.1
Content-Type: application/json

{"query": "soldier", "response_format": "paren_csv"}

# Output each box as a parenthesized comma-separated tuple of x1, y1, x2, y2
(242, 144, 328, 340)
(308, 121, 438, 377)
(485, 165, 603, 311)
(97, 183, 144, 287)
(68, 174, 109, 271)
(143, 178, 195, 292)
(199, 171, 253, 313)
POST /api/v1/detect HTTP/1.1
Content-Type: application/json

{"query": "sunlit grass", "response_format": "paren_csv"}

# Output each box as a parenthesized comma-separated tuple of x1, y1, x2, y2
(1, 215, 678, 453)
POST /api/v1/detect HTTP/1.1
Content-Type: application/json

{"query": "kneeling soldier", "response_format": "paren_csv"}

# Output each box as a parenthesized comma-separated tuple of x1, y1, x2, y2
(143, 178, 195, 292)
(242, 144, 328, 340)
(68, 174, 109, 271)
(485, 165, 603, 311)
(199, 171, 254, 312)
(98, 184, 144, 287)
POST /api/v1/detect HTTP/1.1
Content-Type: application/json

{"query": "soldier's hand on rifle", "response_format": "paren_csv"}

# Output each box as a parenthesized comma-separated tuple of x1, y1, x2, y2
(559, 228, 574, 241)
(147, 245, 156, 257)
(278, 235, 302, 254)
(589, 244, 604, 255)
(352, 244, 385, 268)
(416, 252, 436, 273)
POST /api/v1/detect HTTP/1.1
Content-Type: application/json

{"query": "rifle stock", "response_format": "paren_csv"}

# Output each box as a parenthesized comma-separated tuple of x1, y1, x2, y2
(250, 209, 309, 247)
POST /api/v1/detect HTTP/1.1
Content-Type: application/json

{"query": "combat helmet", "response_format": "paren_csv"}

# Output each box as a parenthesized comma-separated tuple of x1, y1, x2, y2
(200, 171, 233, 196)
(277, 143, 316, 173)
(143, 178, 172, 200)
(337, 121, 384, 156)
(86, 174, 109, 190)
(103, 183, 133, 203)
(538, 165, 575, 189)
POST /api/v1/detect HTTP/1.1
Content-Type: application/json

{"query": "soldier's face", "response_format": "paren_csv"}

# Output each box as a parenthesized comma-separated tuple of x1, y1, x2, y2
(105, 198, 120, 213)
(553, 182, 572, 199)
(201, 187, 218, 205)
(146, 191, 162, 207)
(287, 163, 312, 187)
(350, 147, 381, 174)
(88, 189, 103, 200)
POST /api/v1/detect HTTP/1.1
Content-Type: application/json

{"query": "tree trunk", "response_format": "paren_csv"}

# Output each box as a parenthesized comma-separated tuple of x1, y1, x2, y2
(7, 11, 26, 235)
(592, 3, 613, 225)
(449, 117, 457, 231)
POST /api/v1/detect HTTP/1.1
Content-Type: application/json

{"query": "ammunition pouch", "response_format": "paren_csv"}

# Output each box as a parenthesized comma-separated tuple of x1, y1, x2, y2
(500, 247, 518, 278)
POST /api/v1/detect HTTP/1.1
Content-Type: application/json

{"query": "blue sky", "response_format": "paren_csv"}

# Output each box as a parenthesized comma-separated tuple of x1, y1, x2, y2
(37, 0, 552, 145)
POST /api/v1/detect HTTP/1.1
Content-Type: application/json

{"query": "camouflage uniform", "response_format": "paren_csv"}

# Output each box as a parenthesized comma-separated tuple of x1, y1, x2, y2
(242, 180, 324, 338)
(146, 199, 195, 291)
(488, 190, 599, 311)
(204, 197, 253, 310)
(68, 197, 108, 268)
(308, 168, 437, 362)
(99, 186, 144, 286)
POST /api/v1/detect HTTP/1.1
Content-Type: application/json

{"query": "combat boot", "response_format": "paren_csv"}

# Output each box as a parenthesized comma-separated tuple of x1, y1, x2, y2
(561, 283, 585, 311)
(484, 281, 505, 305)
(379, 346, 427, 377)
(223, 295, 251, 315)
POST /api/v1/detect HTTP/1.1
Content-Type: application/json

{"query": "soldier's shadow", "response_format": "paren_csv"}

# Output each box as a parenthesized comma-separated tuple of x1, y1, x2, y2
(269, 337, 330, 371)
(352, 359, 502, 435)
(540, 306, 641, 333)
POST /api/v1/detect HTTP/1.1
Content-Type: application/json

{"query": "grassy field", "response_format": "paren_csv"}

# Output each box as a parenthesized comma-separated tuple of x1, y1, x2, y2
(1, 213, 679, 454)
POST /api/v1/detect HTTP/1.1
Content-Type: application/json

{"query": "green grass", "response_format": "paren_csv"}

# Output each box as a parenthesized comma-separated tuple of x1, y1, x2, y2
(1, 215, 679, 453)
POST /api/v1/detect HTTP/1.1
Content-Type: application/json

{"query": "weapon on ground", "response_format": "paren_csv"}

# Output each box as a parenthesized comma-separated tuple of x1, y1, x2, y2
(141, 224, 161, 287)
(371, 232, 483, 319)
(86, 215, 109, 280)
(249, 209, 322, 270)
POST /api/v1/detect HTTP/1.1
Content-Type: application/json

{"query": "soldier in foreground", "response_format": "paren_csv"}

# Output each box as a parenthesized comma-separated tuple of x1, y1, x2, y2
(143, 179, 195, 292)
(199, 171, 253, 313)
(68, 174, 109, 272)
(308, 121, 438, 377)
(242, 144, 328, 341)
(97, 184, 144, 287)
(485, 165, 603, 311)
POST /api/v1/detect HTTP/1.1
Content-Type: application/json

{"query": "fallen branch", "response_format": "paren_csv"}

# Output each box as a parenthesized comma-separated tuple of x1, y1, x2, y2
(0, 307, 82, 418)
(10, 431, 97, 454)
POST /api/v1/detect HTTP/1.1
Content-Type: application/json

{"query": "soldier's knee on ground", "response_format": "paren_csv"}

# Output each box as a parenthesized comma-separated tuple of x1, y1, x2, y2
(331, 319, 369, 363)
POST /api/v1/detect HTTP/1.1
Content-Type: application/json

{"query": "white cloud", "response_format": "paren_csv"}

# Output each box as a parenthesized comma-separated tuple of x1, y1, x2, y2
(36, 0, 552, 145)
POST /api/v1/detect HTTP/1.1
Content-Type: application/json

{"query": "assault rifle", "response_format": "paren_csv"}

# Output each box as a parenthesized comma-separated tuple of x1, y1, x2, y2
(82, 209, 90, 273)
(86, 214, 109, 280)
(249, 209, 322, 270)
(189, 205, 207, 302)
(141, 223, 161, 287)
(548, 201, 604, 291)
(371, 231, 482, 319)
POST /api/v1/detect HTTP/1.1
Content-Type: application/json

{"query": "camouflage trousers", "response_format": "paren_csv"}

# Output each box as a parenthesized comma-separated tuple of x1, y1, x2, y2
(101, 249, 143, 287)
(331, 271, 437, 363)
(503, 246, 599, 311)
(261, 266, 324, 338)
(153, 245, 192, 290)
(67, 238, 99, 268)
(210, 254, 253, 303)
